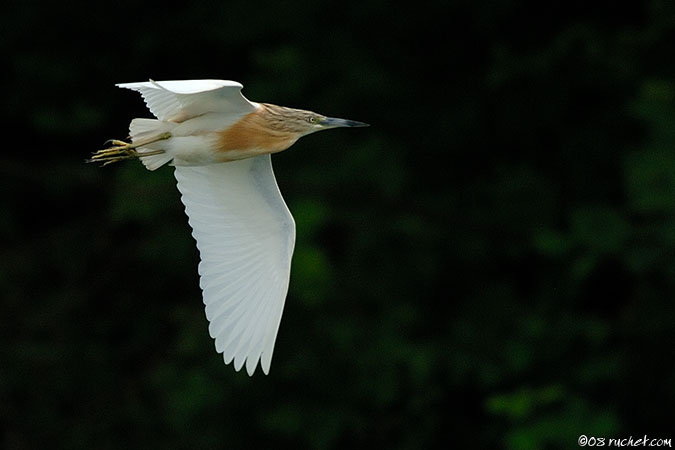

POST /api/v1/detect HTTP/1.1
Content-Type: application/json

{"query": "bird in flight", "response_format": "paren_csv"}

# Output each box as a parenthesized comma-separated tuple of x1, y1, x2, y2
(89, 79, 368, 375)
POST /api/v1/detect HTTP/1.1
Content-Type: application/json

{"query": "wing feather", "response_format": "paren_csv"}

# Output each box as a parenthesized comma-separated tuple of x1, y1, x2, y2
(174, 155, 295, 375)
(118, 79, 257, 122)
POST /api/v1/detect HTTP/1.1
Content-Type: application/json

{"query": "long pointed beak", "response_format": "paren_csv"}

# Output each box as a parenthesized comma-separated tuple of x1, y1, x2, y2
(320, 117, 370, 128)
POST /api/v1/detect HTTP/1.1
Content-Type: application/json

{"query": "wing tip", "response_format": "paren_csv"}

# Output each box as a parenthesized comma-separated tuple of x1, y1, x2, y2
(214, 341, 267, 376)
(115, 79, 243, 91)
(223, 351, 265, 376)
(115, 81, 140, 89)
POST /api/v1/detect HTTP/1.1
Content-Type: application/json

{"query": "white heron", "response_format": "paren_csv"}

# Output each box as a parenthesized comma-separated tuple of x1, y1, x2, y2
(89, 79, 367, 375)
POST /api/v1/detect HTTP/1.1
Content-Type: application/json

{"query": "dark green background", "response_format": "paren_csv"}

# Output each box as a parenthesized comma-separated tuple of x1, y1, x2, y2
(2, 1, 674, 449)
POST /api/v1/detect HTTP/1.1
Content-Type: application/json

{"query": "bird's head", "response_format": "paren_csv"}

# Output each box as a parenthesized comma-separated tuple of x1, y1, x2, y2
(262, 103, 369, 137)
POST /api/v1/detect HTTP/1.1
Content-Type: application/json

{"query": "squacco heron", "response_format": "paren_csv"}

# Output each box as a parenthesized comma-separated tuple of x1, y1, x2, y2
(89, 79, 368, 375)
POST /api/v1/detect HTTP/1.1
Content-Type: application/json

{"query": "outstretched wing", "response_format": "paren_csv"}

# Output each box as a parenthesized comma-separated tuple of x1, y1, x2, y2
(117, 79, 257, 122)
(174, 155, 296, 375)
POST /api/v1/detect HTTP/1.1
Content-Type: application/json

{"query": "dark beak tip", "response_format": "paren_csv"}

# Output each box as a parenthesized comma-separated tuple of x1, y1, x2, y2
(343, 119, 369, 128)
(322, 117, 370, 128)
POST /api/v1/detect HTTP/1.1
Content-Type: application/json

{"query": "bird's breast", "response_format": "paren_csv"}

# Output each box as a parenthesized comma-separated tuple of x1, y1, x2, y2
(215, 111, 298, 161)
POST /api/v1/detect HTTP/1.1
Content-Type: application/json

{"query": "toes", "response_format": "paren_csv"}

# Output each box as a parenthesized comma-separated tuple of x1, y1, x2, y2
(103, 139, 129, 146)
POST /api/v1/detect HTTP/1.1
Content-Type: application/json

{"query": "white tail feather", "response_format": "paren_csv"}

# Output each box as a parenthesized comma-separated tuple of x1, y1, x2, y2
(129, 118, 176, 171)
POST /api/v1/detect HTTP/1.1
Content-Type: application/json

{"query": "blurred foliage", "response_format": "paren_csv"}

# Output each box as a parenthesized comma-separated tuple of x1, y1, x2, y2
(1, 0, 675, 449)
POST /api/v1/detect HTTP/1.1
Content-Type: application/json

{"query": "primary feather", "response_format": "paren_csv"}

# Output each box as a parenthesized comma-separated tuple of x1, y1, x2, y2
(117, 79, 257, 122)
(175, 156, 295, 375)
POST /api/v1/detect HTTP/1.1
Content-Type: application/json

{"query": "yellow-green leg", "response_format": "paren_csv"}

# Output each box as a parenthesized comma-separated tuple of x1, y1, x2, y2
(88, 132, 171, 166)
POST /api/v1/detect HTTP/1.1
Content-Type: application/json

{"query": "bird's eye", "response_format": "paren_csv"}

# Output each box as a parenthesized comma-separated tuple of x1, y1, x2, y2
(307, 116, 317, 124)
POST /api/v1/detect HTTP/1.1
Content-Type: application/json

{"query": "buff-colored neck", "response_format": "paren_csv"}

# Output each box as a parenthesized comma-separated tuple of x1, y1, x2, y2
(216, 104, 301, 157)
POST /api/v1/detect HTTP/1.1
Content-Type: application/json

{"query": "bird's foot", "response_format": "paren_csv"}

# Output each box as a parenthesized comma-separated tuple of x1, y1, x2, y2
(87, 140, 138, 166)
(87, 132, 171, 166)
